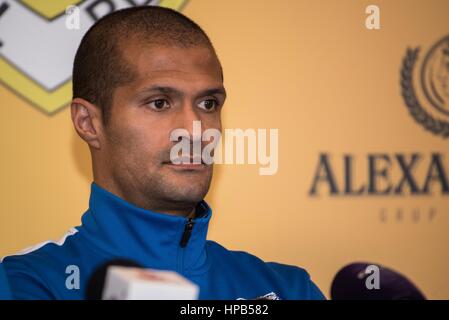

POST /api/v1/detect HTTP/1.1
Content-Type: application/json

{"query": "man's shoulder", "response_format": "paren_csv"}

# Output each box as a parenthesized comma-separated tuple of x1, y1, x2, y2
(1, 228, 79, 265)
(207, 240, 307, 275)
(205, 240, 325, 299)
(1, 228, 81, 299)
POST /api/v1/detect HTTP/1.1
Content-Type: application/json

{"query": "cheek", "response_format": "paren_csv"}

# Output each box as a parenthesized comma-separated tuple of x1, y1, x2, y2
(107, 106, 176, 164)
(107, 122, 164, 165)
(199, 114, 222, 132)
(130, 128, 167, 164)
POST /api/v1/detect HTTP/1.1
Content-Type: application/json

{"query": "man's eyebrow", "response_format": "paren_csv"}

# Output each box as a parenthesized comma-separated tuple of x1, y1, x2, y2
(137, 86, 183, 97)
(198, 87, 227, 98)
(136, 85, 226, 98)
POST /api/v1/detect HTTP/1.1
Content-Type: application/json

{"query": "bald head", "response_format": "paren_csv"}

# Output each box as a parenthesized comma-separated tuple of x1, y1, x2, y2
(72, 6, 220, 123)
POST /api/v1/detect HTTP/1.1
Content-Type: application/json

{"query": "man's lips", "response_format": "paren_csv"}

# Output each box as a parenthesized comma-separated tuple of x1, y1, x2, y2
(162, 157, 207, 170)
(164, 163, 206, 169)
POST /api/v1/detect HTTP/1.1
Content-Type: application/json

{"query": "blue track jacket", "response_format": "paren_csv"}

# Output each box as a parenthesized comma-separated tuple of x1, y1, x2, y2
(1, 183, 325, 300)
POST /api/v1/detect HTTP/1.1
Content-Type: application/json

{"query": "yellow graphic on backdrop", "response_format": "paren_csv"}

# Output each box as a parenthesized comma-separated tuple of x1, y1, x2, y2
(0, 0, 187, 114)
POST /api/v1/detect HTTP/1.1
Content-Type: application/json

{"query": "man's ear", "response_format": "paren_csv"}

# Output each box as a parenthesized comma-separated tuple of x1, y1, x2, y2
(71, 98, 103, 149)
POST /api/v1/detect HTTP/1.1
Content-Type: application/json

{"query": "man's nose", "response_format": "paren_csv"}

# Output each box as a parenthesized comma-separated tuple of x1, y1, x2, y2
(177, 104, 202, 140)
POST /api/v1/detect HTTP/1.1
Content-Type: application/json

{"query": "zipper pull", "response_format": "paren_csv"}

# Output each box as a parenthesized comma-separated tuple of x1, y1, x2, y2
(180, 218, 194, 248)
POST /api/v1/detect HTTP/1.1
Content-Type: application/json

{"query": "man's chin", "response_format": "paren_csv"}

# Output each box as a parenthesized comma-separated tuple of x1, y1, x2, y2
(158, 172, 211, 200)
(160, 187, 208, 206)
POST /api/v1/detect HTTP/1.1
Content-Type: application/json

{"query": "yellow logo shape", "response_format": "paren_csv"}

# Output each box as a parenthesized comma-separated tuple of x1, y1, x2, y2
(0, 0, 187, 114)
(19, 0, 85, 20)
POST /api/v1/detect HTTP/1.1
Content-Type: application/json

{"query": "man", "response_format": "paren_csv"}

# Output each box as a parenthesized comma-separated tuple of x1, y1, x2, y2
(1, 6, 324, 300)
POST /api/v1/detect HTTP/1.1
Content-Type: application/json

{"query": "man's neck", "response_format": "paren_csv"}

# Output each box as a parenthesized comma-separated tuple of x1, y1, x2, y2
(93, 179, 197, 218)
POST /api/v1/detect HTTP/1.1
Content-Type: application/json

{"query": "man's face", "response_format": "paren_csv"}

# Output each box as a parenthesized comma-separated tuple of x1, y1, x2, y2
(101, 42, 225, 212)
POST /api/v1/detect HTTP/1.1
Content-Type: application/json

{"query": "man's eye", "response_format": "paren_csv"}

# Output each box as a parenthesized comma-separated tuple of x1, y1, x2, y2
(198, 99, 218, 111)
(148, 99, 170, 111)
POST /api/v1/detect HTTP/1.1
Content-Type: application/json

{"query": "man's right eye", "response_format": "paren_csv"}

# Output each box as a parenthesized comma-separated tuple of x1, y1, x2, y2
(147, 99, 170, 111)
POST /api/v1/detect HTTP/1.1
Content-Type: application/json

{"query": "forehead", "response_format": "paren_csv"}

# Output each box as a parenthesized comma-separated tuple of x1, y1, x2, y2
(121, 41, 223, 88)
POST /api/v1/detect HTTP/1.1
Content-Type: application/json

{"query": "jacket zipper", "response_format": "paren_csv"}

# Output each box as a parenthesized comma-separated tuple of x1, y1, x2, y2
(180, 218, 194, 248)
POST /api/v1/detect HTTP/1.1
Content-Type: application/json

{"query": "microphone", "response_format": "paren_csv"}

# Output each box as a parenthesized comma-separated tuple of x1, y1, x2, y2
(86, 259, 142, 300)
(331, 262, 426, 300)
(0, 264, 11, 300)
(86, 259, 199, 300)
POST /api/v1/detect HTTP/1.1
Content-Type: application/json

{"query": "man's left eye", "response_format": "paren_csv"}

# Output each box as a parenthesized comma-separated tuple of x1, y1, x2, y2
(198, 99, 218, 111)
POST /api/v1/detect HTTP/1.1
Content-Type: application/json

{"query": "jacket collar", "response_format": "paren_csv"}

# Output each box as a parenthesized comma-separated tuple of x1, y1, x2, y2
(78, 183, 212, 276)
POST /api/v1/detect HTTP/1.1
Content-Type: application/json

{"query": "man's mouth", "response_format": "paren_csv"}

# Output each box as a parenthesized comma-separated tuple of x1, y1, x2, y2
(163, 156, 207, 170)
